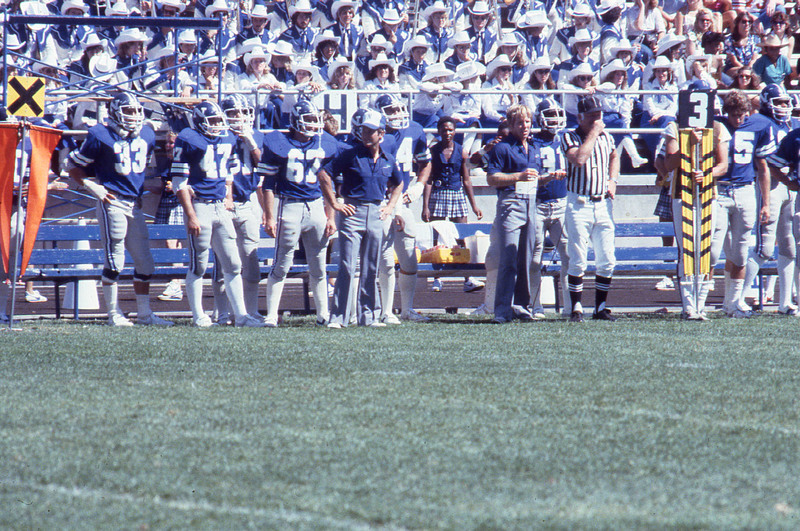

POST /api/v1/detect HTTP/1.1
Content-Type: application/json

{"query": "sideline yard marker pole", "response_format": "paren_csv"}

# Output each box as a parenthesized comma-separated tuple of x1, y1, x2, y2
(7, 121, 26, 330)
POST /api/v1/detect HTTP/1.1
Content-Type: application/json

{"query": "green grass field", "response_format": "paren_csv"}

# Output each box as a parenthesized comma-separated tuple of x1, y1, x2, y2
(1, 315, 799, 529)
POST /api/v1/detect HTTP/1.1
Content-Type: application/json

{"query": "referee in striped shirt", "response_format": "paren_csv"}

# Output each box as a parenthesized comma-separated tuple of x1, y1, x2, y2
(561, 95, 620, 322)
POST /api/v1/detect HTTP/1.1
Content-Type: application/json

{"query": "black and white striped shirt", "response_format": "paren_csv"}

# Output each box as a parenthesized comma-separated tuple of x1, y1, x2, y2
(561, 129, 616, 196)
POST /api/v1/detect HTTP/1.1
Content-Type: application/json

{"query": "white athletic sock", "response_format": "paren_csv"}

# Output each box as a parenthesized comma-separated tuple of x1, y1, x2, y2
(722, 271, 732, 311)
(698, 278, 713, 314)
(484, 267, 497, 313)
(379, 269, 396, 318)
(766, 275, 778, 299)
(244, 280, 261, 317)
(136, 293, 152, 318)
(265, 276, 285, 322)
(778, 255, 795, 310)
(399, 272, 417, 315)
(212, 278, 229, 318)
(185, 273, 205, 320)
(730, 278, 745, 311)
(102, 282, 119, 316)
(310, 276, 329, 321)
(742, 255, 765, 305)
(679, 277, 697, 315)
(223, 272, 247, 319)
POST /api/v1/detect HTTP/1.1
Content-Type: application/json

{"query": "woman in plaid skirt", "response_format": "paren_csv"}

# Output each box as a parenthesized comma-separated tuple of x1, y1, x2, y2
(423, 117, 484, 292)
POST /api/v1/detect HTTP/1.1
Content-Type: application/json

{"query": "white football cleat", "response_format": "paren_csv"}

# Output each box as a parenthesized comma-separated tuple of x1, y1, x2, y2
(158, 279, 183, 301)
(138, 313, 174, 326)
(654, 276, 674, 291)
(193, 314, 217, 328)
(25, 290, 47, 303)
(108, 312, 134, 327)
(381, 313, 402, 325)
(368, 321, 387, 327)
(235, 314, 269, 328)
(463, 278, 485, 292)
(431, 278, 442, 292)
(401, 309, 429, 322)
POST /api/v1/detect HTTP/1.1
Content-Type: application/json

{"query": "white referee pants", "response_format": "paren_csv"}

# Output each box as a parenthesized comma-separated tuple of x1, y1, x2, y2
(565, 192, 615, 278)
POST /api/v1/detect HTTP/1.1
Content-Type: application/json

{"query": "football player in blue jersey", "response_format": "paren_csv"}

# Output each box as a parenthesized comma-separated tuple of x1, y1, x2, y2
(172, 101, 267, 328)
(258, 99, 339, 327)
(209, 94, 266, 324)
(372, 93, 433, 324)
(714, 90, 773, 318)
(740, 84, 797, 314)
(530, 98, 570, 319)
(319, 109, 404, 328)
(68, 93, 173, 327)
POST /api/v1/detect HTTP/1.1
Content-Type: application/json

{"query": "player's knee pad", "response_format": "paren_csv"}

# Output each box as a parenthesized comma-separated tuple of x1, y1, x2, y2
(133, 272, 152, 283)
(101, 268, 120, 283)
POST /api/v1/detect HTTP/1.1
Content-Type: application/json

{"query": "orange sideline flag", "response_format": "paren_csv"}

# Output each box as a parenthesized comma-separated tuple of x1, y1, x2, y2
(0, 123, 20, 274)
(20, 125, 61, 273)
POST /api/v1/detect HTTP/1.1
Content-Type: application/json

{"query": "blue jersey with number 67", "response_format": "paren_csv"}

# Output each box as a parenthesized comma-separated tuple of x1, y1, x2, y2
(171, 128, 237, 201)
(70, 124, 155, 198)
(257, 131, 339, 201)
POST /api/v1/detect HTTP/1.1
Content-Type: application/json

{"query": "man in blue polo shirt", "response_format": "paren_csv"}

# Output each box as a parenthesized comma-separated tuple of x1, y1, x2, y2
(486, 103, 564, 324)
(319, 109, 403, 328)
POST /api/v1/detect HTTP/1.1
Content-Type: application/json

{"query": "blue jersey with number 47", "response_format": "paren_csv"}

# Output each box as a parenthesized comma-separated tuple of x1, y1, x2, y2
(381, 122, 431, 191)
(171, 128, 237, 201)
(70, 124, 155, 198)
(257, 131, 339, 201)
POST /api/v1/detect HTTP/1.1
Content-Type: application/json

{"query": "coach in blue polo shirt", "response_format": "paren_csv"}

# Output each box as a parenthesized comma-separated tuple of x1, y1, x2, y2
(487, 104, 563, 324)
(320, 109, 403, 328)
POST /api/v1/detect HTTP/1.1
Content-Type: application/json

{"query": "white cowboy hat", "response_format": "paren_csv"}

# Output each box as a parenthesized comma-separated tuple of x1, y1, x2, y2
(105, 1, 129, 16)
(198, 50, 219, 65)
(5, 33, 25, 51)
(114, 28, 149, 48)
(486, 54, 514, 79)
(293, 60, 323, 83)
(469, 0, 492, 15)
(685, 54, 712, 74)
(331, 0, 356, 19)
(177, 30, 197, 45)
(422, 62, 454, 82)
(89, 52, 115, 78)
(403, 35, 431, 58)
(369, 52, 397, 71)
(597, 0, 622, 14)
(160, 0, 186, 13)
(498, 31, 522, 48)
(567, 61, 596, 83)
(328, 58, 354, 76)
(60, 0, 89, 15)
(288, 0, 313, 18)
(568, 28, 594, 49)
(516, 10, 551, 29)
(205, 0, 230, 17)
(267, 40, 295, 57)
(380, 7, 403, 24)
(650, 55, 675, 71)
(313, 29, 341, 50)
(368, 34, 393, 53)
(528, 55, 552, 73)
(600, 58, 627, 81)
(609, 38, 637, 56)
(571, 3, 594, 17)
(155, 45, 178, 61)
(448, 31, 471, 47)
(656, 32, 686, 56)
(423, 1, 448, 20)
(757, 34, 789, 48)
(454, 60, 486, 82)
(244, 46, 270, 65)
(250, 3, 268, 18)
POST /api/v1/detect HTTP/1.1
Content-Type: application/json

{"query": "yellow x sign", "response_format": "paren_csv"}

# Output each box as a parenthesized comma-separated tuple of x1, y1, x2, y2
(8, 76, 46, 117)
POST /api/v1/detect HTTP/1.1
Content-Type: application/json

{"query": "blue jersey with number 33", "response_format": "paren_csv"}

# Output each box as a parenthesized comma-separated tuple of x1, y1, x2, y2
(258, 131, 339, 201)
(71, 124, 155, 198)
(171, 128, 237, 201)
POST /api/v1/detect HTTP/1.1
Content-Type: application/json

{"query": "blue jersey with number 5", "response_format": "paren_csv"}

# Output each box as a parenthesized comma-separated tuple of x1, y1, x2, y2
(171, 128, 236, 201)
(258, 131, 338, 200)
(718, 115, 774, 185)
(70, 124, 155, 198)
(531, 133, 567, 202)
(381, 122, 431, 191)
